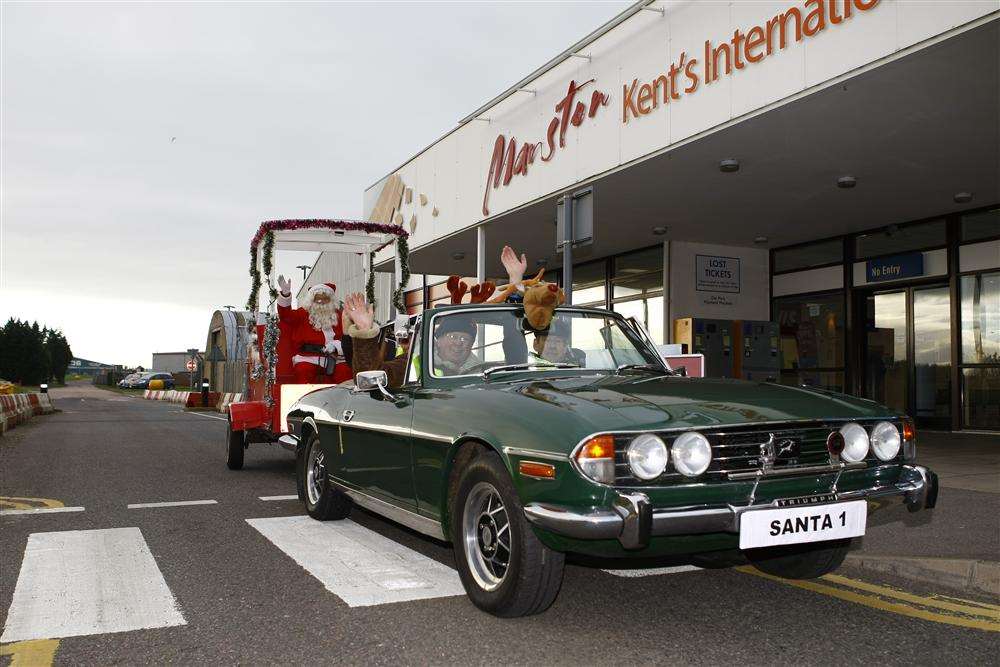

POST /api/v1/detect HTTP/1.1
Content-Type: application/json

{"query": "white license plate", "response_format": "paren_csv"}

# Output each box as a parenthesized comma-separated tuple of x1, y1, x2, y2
(739, 500, 867, 550)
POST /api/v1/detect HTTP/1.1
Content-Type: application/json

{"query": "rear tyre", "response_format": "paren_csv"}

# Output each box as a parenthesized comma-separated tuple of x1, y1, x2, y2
(450, 450, 565, 617)
(226, 417, 245, 470)
(745, 538, 852, 579)
(302, 432, 351, 521)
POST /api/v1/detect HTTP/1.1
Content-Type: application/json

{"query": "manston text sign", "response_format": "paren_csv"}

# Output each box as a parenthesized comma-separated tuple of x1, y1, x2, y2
(867, 252, 924, 283)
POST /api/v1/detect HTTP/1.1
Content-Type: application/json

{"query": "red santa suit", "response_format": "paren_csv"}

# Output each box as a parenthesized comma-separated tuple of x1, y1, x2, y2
(277, 282, 353, 384)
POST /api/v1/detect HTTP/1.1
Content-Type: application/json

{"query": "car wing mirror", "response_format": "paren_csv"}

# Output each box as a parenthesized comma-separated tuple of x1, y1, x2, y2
(353, 370, 396, 401)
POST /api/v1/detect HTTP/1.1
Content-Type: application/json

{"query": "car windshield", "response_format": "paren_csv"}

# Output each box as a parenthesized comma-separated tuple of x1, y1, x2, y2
(427, 308, 663, 378)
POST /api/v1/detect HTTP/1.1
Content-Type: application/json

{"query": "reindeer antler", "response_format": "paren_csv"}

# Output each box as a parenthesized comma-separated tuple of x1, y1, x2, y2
(446, 275, 469, 304)
(469, 281, 496, 304)
(522, 268, 546, 287)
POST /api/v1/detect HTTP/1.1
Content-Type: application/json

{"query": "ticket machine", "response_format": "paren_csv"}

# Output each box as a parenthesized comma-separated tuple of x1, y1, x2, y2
(734, 320, 780, 382)
(672, 318, 734, 378)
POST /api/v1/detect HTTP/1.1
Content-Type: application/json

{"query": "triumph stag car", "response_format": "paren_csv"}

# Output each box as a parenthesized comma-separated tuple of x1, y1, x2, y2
(283, 304, 938, 617)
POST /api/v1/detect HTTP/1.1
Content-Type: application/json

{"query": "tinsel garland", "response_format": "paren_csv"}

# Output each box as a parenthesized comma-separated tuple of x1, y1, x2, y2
(392, 235, 410, 313)
(260, 314, 281, 407)
(366, 252, 376, 305)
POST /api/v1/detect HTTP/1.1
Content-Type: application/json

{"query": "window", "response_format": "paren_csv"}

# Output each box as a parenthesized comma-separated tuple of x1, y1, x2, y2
(772, 292, 845, 392)
(773, 239, 843, 273)
(572, 261, 606, 306)
(960, 271, 1000, 429)
(961, 208, 1000, 243)
(855, 220, 945, 259)
(611, 247, 664, 344)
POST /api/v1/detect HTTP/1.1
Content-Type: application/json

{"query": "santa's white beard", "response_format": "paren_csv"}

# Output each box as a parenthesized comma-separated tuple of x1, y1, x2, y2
(307, 301, 337, 330)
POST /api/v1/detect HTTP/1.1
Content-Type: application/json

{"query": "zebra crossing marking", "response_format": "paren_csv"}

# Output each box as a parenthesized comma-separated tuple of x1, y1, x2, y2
(0, 527, 186, 642)
(246, 515, 465, 607)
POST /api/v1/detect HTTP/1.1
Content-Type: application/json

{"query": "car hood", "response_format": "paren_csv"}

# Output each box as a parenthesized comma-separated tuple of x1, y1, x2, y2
(495, 372, 895, 432)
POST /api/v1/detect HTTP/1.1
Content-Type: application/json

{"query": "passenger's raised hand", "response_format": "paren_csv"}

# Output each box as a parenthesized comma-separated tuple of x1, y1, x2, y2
(344, 292, 375, 332)
(501, 245, 527, 285)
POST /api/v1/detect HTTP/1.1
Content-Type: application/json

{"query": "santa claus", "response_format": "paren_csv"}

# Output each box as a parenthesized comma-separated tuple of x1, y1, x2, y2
(276, 275, 353, 384)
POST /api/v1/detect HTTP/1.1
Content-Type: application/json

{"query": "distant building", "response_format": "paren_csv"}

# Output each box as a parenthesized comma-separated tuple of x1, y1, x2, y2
(68, 358, 115, 376)
(152, 351, 201, 374)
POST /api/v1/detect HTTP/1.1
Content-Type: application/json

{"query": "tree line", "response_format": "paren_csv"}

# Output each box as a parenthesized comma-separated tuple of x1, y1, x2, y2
(0, 318, 74, 386)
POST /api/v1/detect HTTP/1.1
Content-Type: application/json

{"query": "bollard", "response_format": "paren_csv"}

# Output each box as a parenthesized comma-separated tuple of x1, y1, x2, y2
(40, 383, 48, 394)
(201, 379, 210, 407)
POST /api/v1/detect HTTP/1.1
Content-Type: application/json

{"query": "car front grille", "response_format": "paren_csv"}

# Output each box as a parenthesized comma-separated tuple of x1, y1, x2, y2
(612, 420, 897, 487)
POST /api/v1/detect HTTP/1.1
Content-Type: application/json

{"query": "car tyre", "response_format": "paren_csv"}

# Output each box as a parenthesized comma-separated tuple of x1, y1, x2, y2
(226, 416, 245, 470)
(450, 450, 565, 617)
(745, 538, 851, 579)
(302, 432, 351, 521)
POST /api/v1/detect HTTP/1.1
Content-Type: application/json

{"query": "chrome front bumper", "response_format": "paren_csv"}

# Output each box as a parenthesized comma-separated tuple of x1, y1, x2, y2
(523, 464, 939, 550)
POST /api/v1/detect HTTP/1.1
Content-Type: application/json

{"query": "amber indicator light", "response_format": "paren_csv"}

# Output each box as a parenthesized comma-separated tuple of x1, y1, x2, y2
(578, 435, 615, 460)
(518, 461, 556, 479)
(902, 420, 916, 441)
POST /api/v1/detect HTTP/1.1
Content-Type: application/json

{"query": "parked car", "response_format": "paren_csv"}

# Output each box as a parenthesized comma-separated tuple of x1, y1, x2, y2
(118, 373, 141, 388)
(283, 304, 938, 617)
(134, 372, 175, 390)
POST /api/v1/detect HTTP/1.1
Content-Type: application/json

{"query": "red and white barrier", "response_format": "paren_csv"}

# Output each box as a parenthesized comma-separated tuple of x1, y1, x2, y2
(217, 393, 242, 413)
(0, 392, 55, 435)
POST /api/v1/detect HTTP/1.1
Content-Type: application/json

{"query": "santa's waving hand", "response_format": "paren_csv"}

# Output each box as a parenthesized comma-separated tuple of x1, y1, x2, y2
(276, 276, 352, 384)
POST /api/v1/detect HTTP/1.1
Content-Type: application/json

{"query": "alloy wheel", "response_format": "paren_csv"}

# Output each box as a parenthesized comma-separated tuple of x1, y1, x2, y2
(462, 481, 512, 591)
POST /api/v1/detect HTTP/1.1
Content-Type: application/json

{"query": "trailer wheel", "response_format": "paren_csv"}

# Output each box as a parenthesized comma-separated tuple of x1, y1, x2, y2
(226, 416, 245, 470)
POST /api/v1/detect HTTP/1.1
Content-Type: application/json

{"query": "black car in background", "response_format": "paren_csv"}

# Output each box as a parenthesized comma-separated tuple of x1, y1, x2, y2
(132, 372, 175, 389)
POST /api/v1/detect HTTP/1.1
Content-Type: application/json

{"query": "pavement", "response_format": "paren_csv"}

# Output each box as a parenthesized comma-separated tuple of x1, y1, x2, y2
(1, 383, 998, 665)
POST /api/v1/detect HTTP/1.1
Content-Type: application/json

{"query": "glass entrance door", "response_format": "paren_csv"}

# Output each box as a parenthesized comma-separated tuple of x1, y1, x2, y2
(862, 285, 952, 428)
(912, 286, 952, 427)
(865, 292, 909, 415)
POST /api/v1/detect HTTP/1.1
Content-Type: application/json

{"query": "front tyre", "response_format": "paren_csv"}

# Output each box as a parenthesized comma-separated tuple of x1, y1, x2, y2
(451, 451, 564, 617)
(302, 433, 351, 521)
(745, 538, 852, 579)
(226, 417, 245, 470)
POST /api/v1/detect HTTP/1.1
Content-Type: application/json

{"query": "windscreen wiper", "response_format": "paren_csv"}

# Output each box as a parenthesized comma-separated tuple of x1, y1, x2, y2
(615, 363, 668, 375)
(482, 362, 579, 378)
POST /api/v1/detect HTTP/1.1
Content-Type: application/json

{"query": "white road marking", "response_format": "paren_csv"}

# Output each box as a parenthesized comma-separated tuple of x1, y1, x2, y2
(0, 527, 186, 642)
(181, 411, 227, 421)
(603, 565, 703, 577)
(0, 507, 85, 517)
(127, 500, 217, 509)
(259, 495, 298, 501)
(247, 515, 465, 607)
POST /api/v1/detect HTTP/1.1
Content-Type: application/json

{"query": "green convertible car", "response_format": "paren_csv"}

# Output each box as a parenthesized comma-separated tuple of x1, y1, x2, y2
(284, 303, 938, 617)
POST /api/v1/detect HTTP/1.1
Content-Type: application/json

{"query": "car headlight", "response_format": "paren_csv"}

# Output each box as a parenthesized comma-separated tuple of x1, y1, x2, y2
(671, 432, 712, 477)
(839, 422, 870, 462)
(627, 434, 669, 480)
(871, 421, 901, 461)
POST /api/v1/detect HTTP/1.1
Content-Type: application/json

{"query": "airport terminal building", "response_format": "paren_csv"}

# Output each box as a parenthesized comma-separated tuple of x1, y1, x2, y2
(309, 1, 999, 431)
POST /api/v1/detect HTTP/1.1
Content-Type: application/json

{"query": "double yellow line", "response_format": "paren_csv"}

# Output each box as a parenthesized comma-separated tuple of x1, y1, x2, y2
(739, 566, 1000, 632)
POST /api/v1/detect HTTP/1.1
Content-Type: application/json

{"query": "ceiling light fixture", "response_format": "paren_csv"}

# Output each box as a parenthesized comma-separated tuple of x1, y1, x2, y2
(953, 192, 973, 204)
(719, 158, 740, 173)
(837, 176, 857, 189)
(450, 251, 466, 261)
(652, 226, 668, 236)
(753, 236, 768, 244)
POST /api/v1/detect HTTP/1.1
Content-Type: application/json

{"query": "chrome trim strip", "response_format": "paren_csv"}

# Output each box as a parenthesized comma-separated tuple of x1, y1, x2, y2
(339, 420, 410, 437)
(725, 461, 867, 481)
(329, 479, 446, 541)
(503, 447, 568, 462)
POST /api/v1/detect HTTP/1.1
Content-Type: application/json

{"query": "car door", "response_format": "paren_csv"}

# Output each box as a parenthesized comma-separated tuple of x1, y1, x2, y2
(337, 330, 418, 510)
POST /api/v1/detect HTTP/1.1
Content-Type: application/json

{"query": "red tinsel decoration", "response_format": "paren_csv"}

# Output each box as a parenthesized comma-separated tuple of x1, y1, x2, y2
(250, 218, 408, 251)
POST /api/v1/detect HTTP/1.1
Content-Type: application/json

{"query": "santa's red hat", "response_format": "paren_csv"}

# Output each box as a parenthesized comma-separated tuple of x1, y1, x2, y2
(308, 282, 337, 296)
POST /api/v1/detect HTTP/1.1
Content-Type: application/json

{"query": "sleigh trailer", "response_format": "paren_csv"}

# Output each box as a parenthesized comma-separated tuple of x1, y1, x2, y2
(226, 219, 409, 471)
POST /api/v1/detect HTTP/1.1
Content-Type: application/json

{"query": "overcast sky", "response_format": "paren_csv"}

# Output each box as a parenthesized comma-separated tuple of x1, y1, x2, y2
(1, 0, 628, 368)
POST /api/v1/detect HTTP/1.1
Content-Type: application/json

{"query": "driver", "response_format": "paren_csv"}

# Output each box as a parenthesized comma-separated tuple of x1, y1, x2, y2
(431, 317, 481, 376)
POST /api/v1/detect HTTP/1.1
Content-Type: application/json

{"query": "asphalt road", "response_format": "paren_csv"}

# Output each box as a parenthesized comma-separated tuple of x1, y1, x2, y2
(1, 384, 997, 666)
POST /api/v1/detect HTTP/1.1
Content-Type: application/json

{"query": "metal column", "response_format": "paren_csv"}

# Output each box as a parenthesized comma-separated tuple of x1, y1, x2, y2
(562, 194, 573, 304)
